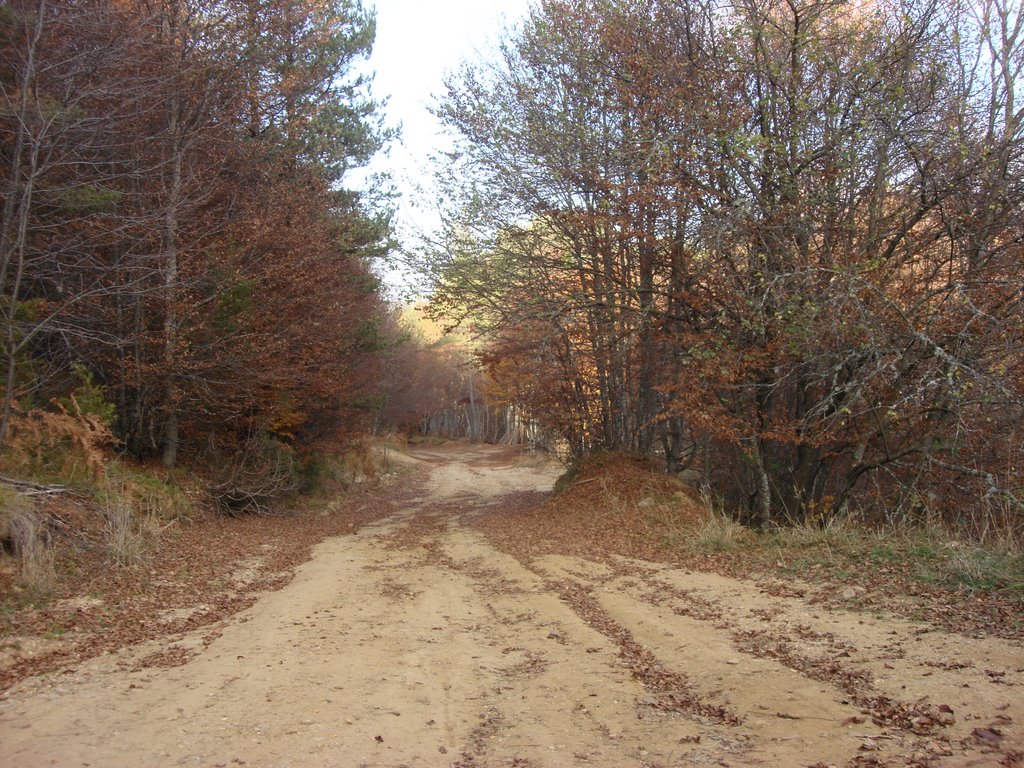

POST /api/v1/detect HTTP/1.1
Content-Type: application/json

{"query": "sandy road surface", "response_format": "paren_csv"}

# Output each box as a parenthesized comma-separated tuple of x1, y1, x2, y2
(0, 444, 1021, 767)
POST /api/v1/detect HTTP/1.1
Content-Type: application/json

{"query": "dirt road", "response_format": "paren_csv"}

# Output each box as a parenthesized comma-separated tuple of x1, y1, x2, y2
(1, 444, 1021, 767)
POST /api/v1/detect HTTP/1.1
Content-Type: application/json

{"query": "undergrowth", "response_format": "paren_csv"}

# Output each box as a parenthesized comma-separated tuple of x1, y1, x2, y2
(665, 503, 1024, 597)
(0, 401, 114, 489)
(101, 494, 168, 568)
(0, 486, 54, 596)
(690, 510, 754, 553)
(1, 398, 401, 610)
(297, 440, 383, 501)
(104, 461, 196, 521)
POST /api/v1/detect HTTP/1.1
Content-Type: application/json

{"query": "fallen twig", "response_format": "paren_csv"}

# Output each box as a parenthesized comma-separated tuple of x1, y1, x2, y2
(0, 474, 75, 496)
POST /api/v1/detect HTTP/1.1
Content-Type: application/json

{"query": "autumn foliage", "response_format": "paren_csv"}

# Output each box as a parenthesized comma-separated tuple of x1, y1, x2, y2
(428, 0, 1024, 534)
(0, 0, 394, 479)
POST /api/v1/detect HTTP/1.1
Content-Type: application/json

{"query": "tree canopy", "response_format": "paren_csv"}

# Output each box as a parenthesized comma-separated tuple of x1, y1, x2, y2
(426, 0, 1024, 532)
(0, 0, 396, 476)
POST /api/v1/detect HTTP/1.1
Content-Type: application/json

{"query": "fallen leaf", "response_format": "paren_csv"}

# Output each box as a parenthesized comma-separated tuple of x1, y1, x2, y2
(971, 727, 1003, 745)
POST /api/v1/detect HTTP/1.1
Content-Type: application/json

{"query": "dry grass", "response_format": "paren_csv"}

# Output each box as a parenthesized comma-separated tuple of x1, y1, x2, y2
(939, 541, 1024, 594)
(103, 497, 164, 568)
(105, 462, 196, 522)
(687, 509, 753, 552)
(0, 487, 55, 594)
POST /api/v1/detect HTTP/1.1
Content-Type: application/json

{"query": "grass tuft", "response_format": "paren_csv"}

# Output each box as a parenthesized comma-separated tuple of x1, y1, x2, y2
(662, 505, 1024, 600)
(0, 487, 55, 594)
(102, 495, 165, 568)
(930, 543, 1024, 595)
(692, 510, 752, 552)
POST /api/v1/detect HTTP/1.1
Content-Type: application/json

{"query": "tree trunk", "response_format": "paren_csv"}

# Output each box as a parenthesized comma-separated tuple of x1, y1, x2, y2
(160, 6, 183, 469)
(0, 0, 46, 447)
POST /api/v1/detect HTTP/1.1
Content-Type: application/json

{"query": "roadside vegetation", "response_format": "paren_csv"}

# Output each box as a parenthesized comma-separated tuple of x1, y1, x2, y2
(473, 451, 1024, 640)
(0, 421, 395, 599)
(0, 0, 422, 525)
(0, 427, 418, 690)
(0, 0, 436, 620)
(682, 508, 1024, 608)
(424, 0, 1024, 546)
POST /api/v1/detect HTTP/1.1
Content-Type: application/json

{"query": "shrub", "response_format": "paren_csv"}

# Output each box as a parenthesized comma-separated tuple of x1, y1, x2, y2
(57, 363, 116, 427)
(207, 434, 302, 515)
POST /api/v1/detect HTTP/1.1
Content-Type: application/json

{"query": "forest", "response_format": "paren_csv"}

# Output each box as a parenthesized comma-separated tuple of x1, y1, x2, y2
(425, 0, 1024, 537)
(0, 0, 411, 502)
(2, 3, 1024, 764)
(1, 0, 1022, 565)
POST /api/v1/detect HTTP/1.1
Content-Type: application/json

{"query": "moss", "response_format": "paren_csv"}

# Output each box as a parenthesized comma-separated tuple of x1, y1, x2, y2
(57, 185, 122, 213)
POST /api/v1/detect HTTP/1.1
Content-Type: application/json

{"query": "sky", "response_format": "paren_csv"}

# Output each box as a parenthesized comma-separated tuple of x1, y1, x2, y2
(358, 0, 534, 278)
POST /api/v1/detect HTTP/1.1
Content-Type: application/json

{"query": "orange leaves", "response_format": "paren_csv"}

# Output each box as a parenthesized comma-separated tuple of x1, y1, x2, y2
(426, 0, 1024, 529)
(3, 400, 116, 484)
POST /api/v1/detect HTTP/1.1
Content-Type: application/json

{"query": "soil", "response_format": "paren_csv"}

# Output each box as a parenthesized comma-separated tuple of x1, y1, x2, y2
(0, 443, 1022, 767)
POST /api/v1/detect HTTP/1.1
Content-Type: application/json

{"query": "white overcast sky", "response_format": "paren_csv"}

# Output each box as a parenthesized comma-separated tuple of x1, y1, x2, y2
(359, 0, 533, 264)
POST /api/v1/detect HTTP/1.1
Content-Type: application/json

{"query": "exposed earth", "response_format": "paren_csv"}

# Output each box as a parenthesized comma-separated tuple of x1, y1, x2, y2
(0, 443, 1021, 767)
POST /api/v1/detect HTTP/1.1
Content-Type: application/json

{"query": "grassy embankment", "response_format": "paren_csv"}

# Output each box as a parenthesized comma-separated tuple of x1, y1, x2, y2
(474, 451, 1024, 638)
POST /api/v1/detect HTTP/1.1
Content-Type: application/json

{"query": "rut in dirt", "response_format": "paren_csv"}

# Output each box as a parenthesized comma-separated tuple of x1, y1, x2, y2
(0, 443, 1021, 768)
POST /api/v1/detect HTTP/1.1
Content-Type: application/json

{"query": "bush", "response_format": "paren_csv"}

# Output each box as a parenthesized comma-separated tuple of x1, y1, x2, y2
(207, 435, 302, 515)
(57, 363, 116, 427)
(296, 440, 381, 496)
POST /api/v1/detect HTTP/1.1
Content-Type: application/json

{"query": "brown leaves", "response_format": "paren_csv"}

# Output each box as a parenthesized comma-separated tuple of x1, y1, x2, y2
(547, 577, 742, 726)
(863, 696, 955, 735)
(0, 471, 419, 691)
(3, 402, 116, 484)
